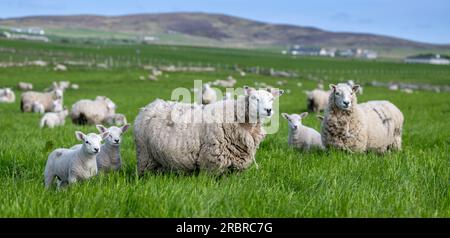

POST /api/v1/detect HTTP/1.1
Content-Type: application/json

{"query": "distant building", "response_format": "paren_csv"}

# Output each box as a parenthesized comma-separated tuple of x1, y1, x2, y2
(1, 31, 49, 42)
(137, 35, 159, 43)
(11, 27, 45, 35)
(290, 46, 322, 56)
(404, 54, 450, 65)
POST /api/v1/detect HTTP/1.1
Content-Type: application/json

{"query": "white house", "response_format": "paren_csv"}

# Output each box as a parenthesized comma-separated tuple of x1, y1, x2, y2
(404, 54, 450, 65)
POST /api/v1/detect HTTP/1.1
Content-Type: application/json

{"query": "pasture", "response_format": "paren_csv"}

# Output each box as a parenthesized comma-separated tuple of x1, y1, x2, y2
(0, 39, 449, 217)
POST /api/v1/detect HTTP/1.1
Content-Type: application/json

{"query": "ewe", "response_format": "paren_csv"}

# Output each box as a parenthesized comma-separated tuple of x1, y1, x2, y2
(44, 130, 109, 188)
(21, 89, 63, 112)
(321, 83, 404, 153)
(134, 86, 284, 175)
(17, 82, 33, 91)
(71, 96, 116, 125)
(305, 89, 330, 113)
(282, 112, 323, 151)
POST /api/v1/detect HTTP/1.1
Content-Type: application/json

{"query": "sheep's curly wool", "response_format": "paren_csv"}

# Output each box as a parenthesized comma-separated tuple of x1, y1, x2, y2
(134, 95, 266, 175)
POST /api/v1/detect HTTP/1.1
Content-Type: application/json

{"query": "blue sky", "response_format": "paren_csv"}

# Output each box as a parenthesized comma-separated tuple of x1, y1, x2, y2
(1, 0, 449, 44)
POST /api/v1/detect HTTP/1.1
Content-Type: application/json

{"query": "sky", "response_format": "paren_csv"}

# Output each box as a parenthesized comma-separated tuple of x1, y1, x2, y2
(1, 0, 449, 44)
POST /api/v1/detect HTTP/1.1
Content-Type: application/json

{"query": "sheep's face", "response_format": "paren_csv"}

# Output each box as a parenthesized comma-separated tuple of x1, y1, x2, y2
(96, 124, 129, 147)
(247, 87, 284, 119)
(4, 88, 12, 95)
(282, 112, 308, 130)
(330, 83, 359, 111)
(105, 98, 116, 111)
(53, 89, 63, 100)
(76, 132, 108, 154)
(52, 100, 63, 112)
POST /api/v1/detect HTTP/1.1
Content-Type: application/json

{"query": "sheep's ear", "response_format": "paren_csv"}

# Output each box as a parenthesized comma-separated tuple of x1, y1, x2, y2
(52, 82, 58, 87)
(317, 115, 324, 121)
(121, 124, 130, 133)
(270, 88, 284, 97)
(352, 85, 360, 93)
(329, 84, 337, 91)
(299, 112, 309, 119)
(100, 131, 110, 140)
(243, 86, 254, 95)
(96, 125, 108, 133)
(75, 131, 85, 141)
(281, 113, 289, 120)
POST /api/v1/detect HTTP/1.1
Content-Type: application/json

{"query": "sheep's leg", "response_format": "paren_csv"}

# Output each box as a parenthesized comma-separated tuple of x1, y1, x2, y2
(392, 128, 402, 151)
(44, 173, 55, 188)
(68, 175, 77, 185)
(136, 143, 159, 176)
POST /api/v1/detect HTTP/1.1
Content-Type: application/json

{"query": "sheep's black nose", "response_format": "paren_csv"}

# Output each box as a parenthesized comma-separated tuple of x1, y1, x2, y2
(115, 139, 120, 143)
(266, 108, 272, 114)
(94, 148, 99, 153)
(343, 101, 350, 106)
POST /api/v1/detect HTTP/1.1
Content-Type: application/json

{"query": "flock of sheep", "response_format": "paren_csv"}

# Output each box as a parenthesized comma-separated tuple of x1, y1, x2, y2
(0, 76, 404, 189)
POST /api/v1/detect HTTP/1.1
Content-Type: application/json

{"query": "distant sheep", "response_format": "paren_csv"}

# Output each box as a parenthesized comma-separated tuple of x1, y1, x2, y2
(32, 101, 45, 114)
(54, 64, 67, 71)
(321, 83, 404, 153)
(104, 113, 128, 126)
(134, 86, 284, 175)
(21, 89, 63, 112)
(44, 130, 109, 188)
(71, 96, 116, 125)
(40, 108, 69, 128)
(17, 82, 33, 91)
(201, 83, 217, 105)
(282, 112, 323, 151)
(305, 89, 330, 113)
(0, 88, 15, 103)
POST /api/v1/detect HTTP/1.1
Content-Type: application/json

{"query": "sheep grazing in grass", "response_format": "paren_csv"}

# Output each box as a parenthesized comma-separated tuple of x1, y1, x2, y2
(71, 96, 116, 125)
(134, 86, 284, 175)
(70, 84, 79, 90)
(17, 82, 33, 91)
(201, 83, 217, 105)
(32, 101, 45, 114)
(21, 89, 63, 112)
(0, 88, 16, 103)
(54, 64, 67, 71)
(44, 130, 109, 188)
(104, 113, 128, 127)
(321, 83, 404, 153)
(305, 89, 330, 113)
(40, 108, 69, 128)
(282, 112, 324, 151)
(95, 124, 130, 172)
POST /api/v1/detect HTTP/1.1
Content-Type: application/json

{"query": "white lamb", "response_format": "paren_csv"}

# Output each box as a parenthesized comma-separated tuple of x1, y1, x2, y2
(321, 83, 404, 153)
(134, 86, 284, 175)
(32, 101, 45, 114)
(44, 130, 109, 188)
(0, 88, 16, 103)
(95, 124, 130, 172)
(52, 99, 64, 112)
(282, 112, 324, 151)
(201, 83, 217, 105)
(71, 96, 116, 125)
(40, 108, 69, 128)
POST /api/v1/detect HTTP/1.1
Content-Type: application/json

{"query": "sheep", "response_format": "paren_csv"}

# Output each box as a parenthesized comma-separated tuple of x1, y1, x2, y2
(104, 113, 128, 126)
(305, 89, 330, 113)
(201, 83, 217, 105)
(54, 64, 67, 71)
(0, 88, 15, 103)
(32, 101, 45, 114)
(134, 86, 284, 175)
(70, 84, 79, 90)
(321, 83, 404, 153)
(401, 88, 413, 94)
(40, 108, 69, 128)
(17, 82, 33, 91)
(44, 130, 109, 188)
(71, 96, 116, 125)
(95, 124, 130, 172)
(282, 112, 324, 151)
(20, 89, 62, 112)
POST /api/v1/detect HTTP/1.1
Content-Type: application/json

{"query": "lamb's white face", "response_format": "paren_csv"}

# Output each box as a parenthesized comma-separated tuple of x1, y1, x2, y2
(105, 98, 116, 111)
(52, 100, 63, 112)
(247, 88, 284, 119)
(282, 112, 308, 130)
(76, 131, 108, 154)
(330, 83, 359, 111)
(4, 88, 12, 95)
(96, 124, 129, 147)
(54, 89, 63, 100)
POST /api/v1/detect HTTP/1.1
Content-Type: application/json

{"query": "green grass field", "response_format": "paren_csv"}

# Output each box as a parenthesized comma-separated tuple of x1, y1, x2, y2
(0, 38, 449, 217)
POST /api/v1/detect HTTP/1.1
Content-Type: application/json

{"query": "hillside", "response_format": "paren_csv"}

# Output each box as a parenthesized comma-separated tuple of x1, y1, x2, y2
(0, 12, 448, 50)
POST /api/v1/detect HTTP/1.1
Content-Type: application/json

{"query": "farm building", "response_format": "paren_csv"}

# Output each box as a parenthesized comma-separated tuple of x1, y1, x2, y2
(404, 54, 450, 65)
